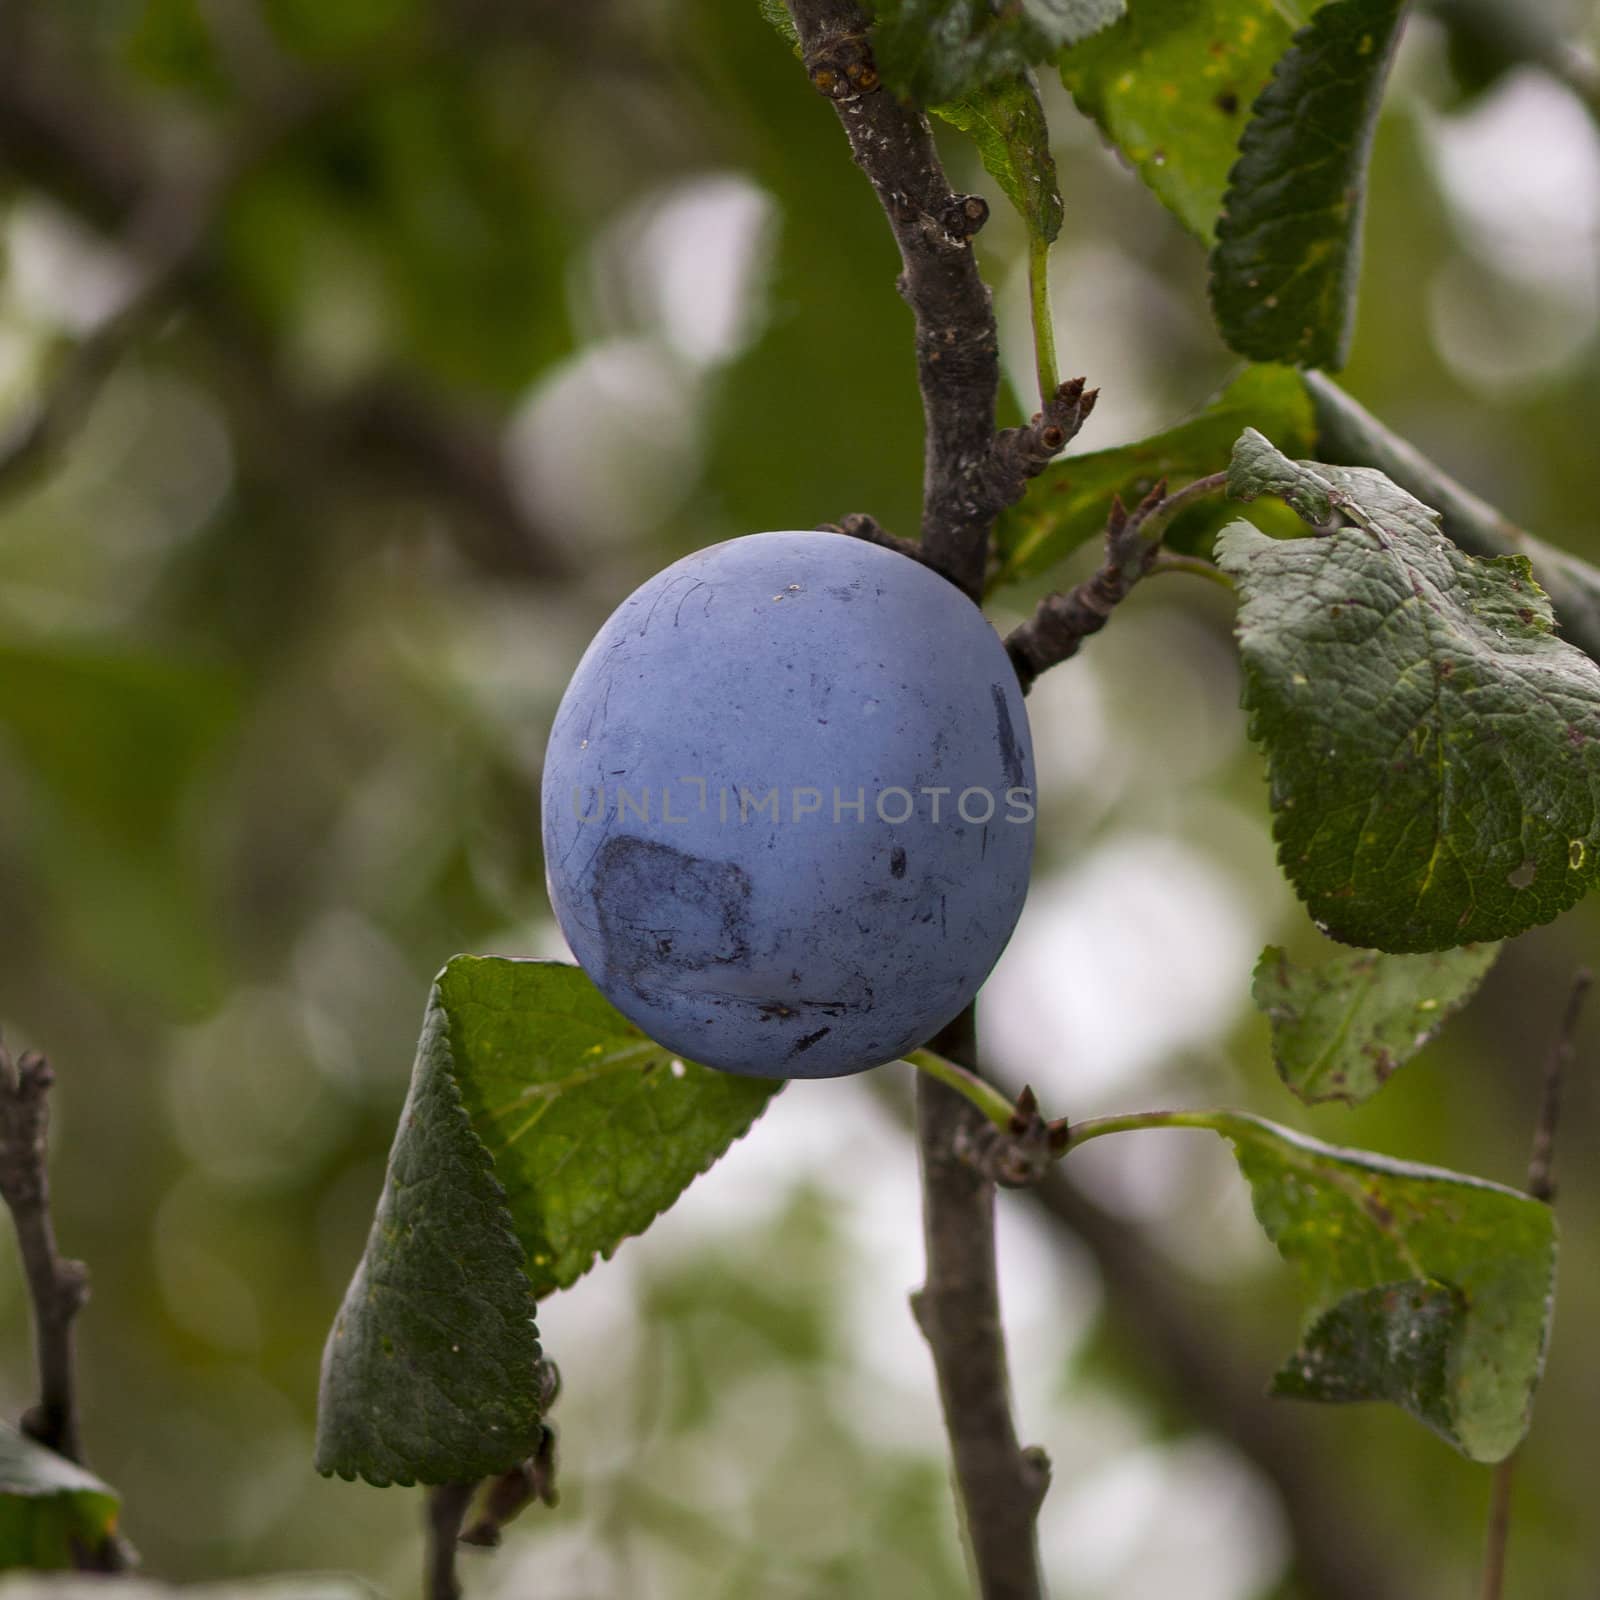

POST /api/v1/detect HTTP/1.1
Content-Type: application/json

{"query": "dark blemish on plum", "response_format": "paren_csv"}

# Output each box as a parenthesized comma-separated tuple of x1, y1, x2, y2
(990, 684, 1025, 788)
(792, 1027, 832, 1055)
(890, 846, 907, 878)
(594, 836, 752, 993)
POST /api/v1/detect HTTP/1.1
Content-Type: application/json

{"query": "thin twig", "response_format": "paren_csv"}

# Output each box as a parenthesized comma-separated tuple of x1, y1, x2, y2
(1524, 968, 1589, 1205)
(1305, 373, 1600, 662)
(1004, 470, 1231, 691)
(0, 1037, 89, 1465)
(1003, 483, 1159, 692)
(0, 172, 220, 494)
(816, 512, 941, 572)
(0, 1037, 130, 1570)
(1480, 967, 1591, 1600)
(1140, 469, 1228, 529)
(1429, 0, 1600, 121)
(910, 1008, 1049, 1600)
(425, 1481, 477, 1600)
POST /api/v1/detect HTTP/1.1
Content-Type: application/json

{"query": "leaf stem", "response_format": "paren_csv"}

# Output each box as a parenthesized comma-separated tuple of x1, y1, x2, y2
(1147, 551, 1235, 590)
(425, 1481, 476, 1600)
(904, 1049, 1017, 1131)
(1480, 966, 1592, 1600)
(1027, 235, 1058, 407)
(1061, 1108, 1225, 1151)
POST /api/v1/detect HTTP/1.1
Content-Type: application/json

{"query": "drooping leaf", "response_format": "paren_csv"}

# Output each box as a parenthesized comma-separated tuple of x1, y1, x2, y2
(442, 956, 781, 1298)
(991, 364, 1314, 593)
(1252, 941, 1500, 1105)
(315, 991, 547, 1487)
(1218, 430, 1600, 952)
(1209, 0, 1408, 368)
(0, 1425, 121, 1570)
(935, 71, 1062, 245)
(1199, 1111, 1554, 1462)
(1305, 371, 1600, 664)
(317, 957, 779, 1485)
(1059, 0, 1309, 241)
(873, 0, 1123, 106)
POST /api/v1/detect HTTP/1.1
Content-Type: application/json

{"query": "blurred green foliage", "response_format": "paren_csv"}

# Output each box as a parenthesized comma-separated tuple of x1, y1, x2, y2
(0, 0, 1598, 1596)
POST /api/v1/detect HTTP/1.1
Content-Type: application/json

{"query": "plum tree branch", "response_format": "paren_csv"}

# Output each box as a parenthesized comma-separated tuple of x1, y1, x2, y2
(911, 1009, 1050, 1600)
(1480, 966, 1591, 1600)
(0, 1037, 88, 1465)
(1305, 374, 1600, 662)
(1005, 474, 1228, 693)
(1429, 0, 1600, 121)
(0, 1035, 128, 1571)
(778, 8, 1076, 1591)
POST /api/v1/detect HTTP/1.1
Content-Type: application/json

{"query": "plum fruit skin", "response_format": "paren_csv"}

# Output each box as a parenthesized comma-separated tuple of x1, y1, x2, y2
(540, 530, 1035, 1078)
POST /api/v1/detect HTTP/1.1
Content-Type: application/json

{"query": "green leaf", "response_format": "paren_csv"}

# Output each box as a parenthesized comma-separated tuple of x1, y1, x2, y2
(1218, 430, 1600, 951)
(442, 956, 780, 1298)
(992, 364, 1314, 593)
(1252, 941, 1500, 1105)
(0, 1425, 120, 1570)
(1209, 0, 1408, 369)
(1210, 1112, 1553, 1462)
(935, 72, 1062, 245)
(1059, 0, 1308, 241)
(873, 0, 1123, 106)
(1305, 372, 1600, 665)
(315, 989, 546, 1487)
(317, 957, 779, 1485)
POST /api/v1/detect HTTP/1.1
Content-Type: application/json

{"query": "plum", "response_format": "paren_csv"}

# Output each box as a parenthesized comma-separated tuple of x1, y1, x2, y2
(540, 530, 1035, 1077)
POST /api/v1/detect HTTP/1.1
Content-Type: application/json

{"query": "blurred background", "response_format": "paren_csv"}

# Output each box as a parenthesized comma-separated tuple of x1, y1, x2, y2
(0, 0, 1597, 1595)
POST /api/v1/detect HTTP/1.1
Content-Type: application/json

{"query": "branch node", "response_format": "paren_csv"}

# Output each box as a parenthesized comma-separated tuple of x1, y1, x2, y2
(954, 1099, 1058, 1190)
(1005, 468, 1211, 693)
(1020, 1444, 1053, 1511)
(806, 31, 877, 102)
(819, 512, 932, 570)
(939, 193, 990, 243)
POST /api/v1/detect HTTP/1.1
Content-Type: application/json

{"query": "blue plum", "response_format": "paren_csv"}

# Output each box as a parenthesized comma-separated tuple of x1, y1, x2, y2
(541, 530, 1035, 1077)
